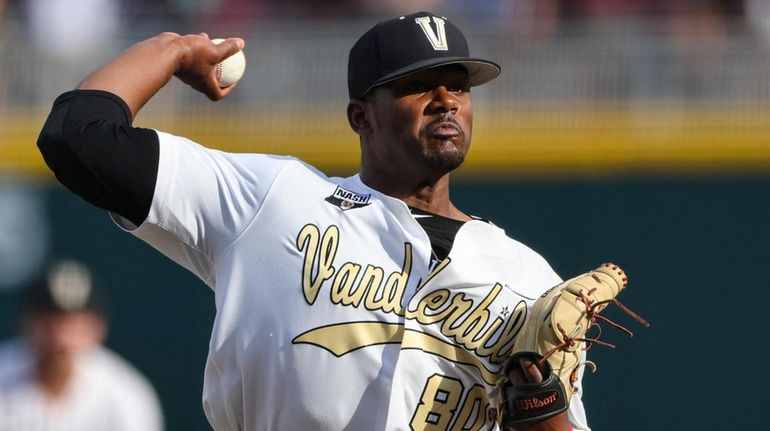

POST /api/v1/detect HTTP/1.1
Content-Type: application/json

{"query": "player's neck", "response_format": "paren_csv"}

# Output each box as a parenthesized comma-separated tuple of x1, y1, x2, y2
(360, 171, 470, 221)
(405, 197, 470, 221)
(35, 354, 75, 397)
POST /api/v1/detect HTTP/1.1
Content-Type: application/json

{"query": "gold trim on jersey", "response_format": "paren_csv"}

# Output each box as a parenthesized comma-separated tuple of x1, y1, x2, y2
(293, 322, 500, 385)
(293, 322, 403, 356)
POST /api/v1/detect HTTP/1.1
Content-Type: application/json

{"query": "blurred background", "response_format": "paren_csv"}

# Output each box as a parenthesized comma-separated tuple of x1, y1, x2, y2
(1, 0, 769, 429)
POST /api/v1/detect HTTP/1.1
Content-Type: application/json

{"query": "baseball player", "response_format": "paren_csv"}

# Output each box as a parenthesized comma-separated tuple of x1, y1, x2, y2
(37, 12, 591, 431)
(0, 261, 164, 431)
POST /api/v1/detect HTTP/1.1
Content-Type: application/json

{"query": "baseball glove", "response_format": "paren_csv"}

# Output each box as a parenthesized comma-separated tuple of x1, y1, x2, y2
(498, 263, 649, 428)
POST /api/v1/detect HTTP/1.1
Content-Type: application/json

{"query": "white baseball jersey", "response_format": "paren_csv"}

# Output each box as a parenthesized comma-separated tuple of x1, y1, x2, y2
(114, 131, 591, 431)
(0, 340, 164, 431)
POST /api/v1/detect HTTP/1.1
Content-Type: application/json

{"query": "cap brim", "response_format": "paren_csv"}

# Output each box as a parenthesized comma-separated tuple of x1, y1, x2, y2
(363, 57, 501, 97)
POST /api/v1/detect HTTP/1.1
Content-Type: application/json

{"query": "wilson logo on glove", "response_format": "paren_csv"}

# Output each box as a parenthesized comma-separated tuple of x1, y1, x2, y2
(515, 391, 559, 411)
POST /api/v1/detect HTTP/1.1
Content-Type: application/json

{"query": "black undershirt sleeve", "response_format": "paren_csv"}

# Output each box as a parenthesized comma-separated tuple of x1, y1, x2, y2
(37, 90, 160, 226)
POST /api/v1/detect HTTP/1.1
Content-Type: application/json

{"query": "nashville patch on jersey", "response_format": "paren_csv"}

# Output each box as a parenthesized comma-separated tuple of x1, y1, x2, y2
(113, 131, 591, 431)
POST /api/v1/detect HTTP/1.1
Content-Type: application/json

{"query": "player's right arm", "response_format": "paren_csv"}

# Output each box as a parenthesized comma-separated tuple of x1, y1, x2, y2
(36, 33, 244, 226)
(79, 32, 244, 118)
(37, 33, 294, 283)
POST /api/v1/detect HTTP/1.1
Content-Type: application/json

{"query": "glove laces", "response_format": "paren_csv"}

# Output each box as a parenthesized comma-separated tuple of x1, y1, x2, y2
(538, 287, 650, 366)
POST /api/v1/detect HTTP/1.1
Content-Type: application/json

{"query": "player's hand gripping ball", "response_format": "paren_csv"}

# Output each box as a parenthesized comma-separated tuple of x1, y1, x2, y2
(212, 38, 246, 87)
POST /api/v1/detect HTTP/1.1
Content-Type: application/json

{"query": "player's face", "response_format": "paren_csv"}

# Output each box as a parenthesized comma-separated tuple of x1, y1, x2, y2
(24, 311, 106, 358)
(366, 65, 473, 177)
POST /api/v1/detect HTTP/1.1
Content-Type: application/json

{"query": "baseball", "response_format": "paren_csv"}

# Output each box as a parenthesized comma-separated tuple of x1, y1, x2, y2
(212, 38, 246, 87)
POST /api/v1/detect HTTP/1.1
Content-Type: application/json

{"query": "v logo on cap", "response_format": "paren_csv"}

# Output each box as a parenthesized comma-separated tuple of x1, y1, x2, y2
(415, 16, 448, 51)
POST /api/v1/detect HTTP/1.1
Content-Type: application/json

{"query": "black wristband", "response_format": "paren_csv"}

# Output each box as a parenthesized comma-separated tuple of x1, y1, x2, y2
(500, 352, 569, 426)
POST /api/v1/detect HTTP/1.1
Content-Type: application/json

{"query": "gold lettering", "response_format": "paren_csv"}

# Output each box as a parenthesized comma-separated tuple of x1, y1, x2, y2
(450, 384, 488, 431)
(440, 294, 475, 339)
(295, 224, 338, 305)
(295, 223, 527, 368)
(330, 262, 364, 306)
(453, 284, 503, 351)
(362, 265, 386, 310)
(410, 374, 463, 430)
(472, 317, 504, 358)
(407, 285, 519, 361)
(486, 301, 527, 364)
(380, 243, 413, 315)
(405, 289, 451, 323)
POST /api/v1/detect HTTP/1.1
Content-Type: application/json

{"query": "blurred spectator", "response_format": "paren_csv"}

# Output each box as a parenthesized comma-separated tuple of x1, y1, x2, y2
(664, 0, 746, 98)
(192, 0, 265, 33)
(0, 0, 20, 109)
(560, 0, 664, 19)
(19, 0, 123, 104)
(354, 0, 444, 16)
(747, 0, 770, 44)
(24, 0, 121, 59)
(0, 0, 17, 14)
(0, 261, 164, 431)
(503, 0, 561, 44)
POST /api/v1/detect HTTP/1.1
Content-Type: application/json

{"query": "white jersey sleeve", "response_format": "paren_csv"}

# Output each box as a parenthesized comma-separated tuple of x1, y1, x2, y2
(113, 131, 294, 286)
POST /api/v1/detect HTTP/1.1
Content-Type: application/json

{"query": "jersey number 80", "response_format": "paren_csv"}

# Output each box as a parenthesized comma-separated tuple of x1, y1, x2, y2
(410, 374, 491, 431)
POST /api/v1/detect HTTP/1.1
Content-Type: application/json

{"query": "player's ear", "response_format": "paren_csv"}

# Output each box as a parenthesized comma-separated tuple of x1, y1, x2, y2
(346, 99, 372, 135)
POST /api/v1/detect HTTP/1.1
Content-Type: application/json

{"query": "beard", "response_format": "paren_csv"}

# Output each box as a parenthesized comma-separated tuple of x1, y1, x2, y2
(421, 140, 466, 172)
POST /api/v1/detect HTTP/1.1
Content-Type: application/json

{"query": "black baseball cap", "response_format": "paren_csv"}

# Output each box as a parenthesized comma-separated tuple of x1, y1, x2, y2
(23, 261, 104, 315)
(348, 11, 501, 100)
